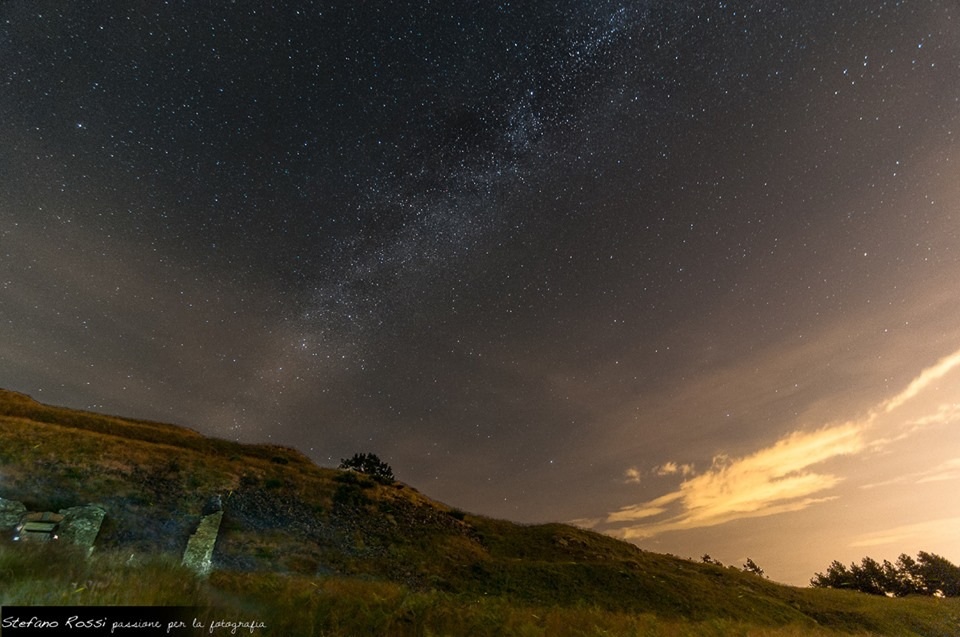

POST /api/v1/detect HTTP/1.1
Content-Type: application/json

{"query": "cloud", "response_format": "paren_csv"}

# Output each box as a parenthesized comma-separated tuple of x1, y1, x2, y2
(655, 461, 695, 477)
(915, 458, 960, 484)
(567, 517, 604, 529)
(881, 349, 960, 414)
(866, 402, 960, 453)
(863, 458, 960, 489)
(905, 403, 960, 431)
(601, 423, 863, 538)
(597, 345, 960, 540)
(850, 517, 960, 549)
(606, 492, 683, 524)
(622, 462, 696, 485)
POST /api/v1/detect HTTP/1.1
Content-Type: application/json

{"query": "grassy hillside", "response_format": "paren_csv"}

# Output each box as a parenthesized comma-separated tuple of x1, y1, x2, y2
(2, 388, 959, 636)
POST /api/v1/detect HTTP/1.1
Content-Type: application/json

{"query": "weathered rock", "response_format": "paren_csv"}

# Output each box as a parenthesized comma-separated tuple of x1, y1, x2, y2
(58, 504, 107, 554)
(0, 496, 27, 531)
(202, 493, 223, 516)
(182, 510, 223, 576)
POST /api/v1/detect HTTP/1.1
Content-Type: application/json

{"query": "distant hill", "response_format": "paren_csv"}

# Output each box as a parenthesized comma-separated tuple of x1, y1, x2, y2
(1, 388, 958, 636)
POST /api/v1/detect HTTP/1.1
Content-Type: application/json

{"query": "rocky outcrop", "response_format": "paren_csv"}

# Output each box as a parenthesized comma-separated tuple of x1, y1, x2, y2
(58, 504, 106, 554)
(0, 496, 27, 531)
(1, 496, 104, 552)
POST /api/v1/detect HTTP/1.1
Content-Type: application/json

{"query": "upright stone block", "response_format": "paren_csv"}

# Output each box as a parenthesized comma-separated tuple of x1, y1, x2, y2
(182, 510, 224, 576)
(59, 504, 106, 554)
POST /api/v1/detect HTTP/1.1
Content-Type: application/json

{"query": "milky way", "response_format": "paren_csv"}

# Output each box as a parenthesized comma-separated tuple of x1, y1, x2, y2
(2, 1, 959, 583)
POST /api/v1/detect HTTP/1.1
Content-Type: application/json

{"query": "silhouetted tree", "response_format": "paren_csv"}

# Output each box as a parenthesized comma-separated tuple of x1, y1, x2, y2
(811, 561, 855, 590)
(884, 555, 923, 597)
(915, 551, 960, 597)
(850, 557, 890, 596)
(742, 558, 766, 578)
(339, 452, 395, 483)
(812, 552, 960, 597)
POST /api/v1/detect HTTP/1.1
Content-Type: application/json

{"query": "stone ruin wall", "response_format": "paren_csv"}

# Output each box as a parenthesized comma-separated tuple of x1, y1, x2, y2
(1, 494, 222, 575)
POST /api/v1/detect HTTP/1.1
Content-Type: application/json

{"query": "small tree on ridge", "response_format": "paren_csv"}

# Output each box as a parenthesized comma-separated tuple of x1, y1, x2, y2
(339, 452, 395, 483)
(742, 558, 766, 578)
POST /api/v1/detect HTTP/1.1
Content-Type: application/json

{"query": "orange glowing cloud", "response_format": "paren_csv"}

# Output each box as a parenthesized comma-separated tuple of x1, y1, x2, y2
(594, 345, 960, 540)
(861, 457, 960, 489)
(655, 461, 695, 477)
(602, 423, 863, 538)
(880, 349, 960, 414)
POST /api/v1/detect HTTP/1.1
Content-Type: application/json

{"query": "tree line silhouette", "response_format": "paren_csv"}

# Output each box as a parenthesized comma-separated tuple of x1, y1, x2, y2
(811, 551, 960, 597)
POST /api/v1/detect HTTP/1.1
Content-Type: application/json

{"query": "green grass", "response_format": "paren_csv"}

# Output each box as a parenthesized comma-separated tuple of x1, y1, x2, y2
(0, 542, 203, 606)
(3, 388, 960, 636)
(2, 542, 958, 636)
(0, 389, 311, 470)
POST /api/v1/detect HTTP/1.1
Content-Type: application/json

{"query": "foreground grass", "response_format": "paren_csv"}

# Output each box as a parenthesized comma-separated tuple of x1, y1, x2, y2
(3, 390, 958, 635)
(2, 543, 958, 637)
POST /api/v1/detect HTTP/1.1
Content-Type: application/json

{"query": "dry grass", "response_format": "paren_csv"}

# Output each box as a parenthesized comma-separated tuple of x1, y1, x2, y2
(3, 389, 960, 636)
(2, 541, 958, 636)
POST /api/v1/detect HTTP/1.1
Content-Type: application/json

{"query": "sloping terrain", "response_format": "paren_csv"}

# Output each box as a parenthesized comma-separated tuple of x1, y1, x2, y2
(1, 388, 958, 636)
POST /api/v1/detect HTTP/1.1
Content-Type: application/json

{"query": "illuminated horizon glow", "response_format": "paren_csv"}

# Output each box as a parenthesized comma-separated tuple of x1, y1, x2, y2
(850, 516, 960, 549)
(590, 345, 960, 544)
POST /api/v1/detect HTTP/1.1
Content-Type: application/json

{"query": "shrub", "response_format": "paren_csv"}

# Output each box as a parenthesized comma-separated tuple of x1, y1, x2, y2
(339, 452, 395, 483)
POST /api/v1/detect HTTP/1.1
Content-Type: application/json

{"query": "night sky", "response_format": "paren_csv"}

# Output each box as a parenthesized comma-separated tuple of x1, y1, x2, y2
(2, 1, 959, 585)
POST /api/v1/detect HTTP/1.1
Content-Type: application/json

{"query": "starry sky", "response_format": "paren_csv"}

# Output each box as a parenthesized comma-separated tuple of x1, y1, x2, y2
(2, 0, 959, 585)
